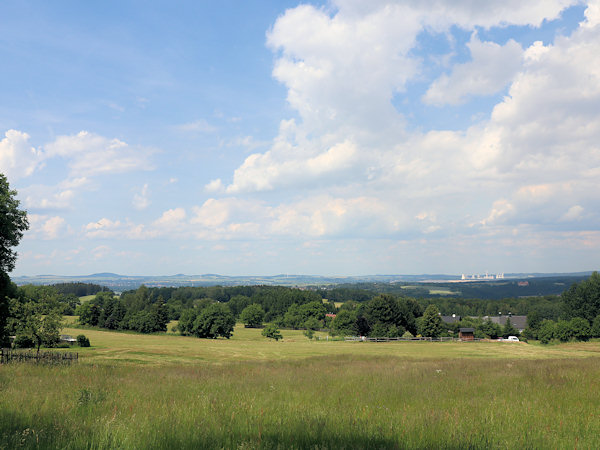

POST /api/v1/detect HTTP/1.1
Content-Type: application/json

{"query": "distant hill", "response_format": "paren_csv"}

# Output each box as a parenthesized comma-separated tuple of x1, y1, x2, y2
(11, 271, 595, 296)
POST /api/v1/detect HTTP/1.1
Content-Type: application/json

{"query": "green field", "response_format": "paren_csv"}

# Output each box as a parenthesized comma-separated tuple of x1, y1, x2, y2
(2, 326, 600, 449)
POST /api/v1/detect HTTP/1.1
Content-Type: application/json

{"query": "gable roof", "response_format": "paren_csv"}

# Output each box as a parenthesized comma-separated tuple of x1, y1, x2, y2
(441, 315, 461, 324)
(484, 315, 528, 331)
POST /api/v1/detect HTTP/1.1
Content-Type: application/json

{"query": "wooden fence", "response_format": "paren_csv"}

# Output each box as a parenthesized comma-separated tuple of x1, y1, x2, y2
(344, 336, 479, 342)
(0, 348, 78, 365)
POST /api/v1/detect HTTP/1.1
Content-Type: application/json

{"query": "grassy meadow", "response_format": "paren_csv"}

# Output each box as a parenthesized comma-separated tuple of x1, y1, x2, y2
(2, 325, 600, 449)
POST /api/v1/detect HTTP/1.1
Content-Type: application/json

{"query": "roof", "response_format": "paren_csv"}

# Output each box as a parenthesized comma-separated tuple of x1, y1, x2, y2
(459, 328, 475, 333)
(484, 315, 528, 331)
(441, 315, 461, 324)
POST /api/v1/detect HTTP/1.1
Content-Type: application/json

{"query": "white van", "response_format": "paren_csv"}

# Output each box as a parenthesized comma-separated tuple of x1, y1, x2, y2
(506, 336, 520, 341)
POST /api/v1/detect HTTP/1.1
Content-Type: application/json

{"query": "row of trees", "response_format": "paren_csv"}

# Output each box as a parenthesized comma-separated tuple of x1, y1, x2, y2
(78, 288, 169, 333)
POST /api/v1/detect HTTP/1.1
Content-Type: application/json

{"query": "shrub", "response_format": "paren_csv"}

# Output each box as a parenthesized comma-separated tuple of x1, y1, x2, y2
(569, 317, 591, 341)
(77, 335, 91, 347)
(13, 334, 35, 349)
(538, 320, 556, 344)
(262, 324, 282, 341)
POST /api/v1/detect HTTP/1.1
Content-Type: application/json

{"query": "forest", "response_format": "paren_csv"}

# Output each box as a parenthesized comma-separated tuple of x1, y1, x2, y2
(4, 273, 600, 346)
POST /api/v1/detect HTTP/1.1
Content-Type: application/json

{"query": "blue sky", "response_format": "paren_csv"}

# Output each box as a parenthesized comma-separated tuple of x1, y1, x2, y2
(2, 0, 600, 276)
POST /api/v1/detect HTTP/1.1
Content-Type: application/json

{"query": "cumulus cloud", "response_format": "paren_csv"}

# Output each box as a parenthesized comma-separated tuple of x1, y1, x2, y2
(45, 131, 154, 177)
(58, 0, 600, 270)
(21, 177, 90, 210)
(423, 35, 524, 105)
(213, 0, 600, 250)
(27, 214, 68, 239)
(0, 130, 43, 180)
(226, 136, 361, 193)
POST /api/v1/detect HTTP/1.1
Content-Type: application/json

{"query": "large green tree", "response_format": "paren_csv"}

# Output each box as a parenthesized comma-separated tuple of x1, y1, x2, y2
(240, 303, 265, 328)
(0, 174, 29, 273)
(0, 174, 29, 346)
(562, 272, 600, 322)
(9, 300, 63, 353)
(418, 305, 443, 338)
(192, 303, 235, 339)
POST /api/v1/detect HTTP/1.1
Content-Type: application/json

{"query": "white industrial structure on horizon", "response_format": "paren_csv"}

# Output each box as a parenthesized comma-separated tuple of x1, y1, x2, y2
(461, 272, 505, 280)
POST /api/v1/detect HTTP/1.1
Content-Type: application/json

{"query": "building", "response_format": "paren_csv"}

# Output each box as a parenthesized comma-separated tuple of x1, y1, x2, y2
(459, 328, 475, 341)
(440, 314, 461, 324)
(483, 315, 528, 333)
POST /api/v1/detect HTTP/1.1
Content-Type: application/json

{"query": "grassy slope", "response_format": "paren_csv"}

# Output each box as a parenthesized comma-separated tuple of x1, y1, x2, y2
(61, 324, 600, 366)
(2, 326, 600, 449)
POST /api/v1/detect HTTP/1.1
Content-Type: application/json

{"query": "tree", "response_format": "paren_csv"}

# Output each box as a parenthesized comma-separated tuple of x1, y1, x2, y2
(562, 272, 600, 322)
(364, 294, 401, 328)
(192, 303, 235, 339)
(240, 303, 265, 328)
(480, 319, 502, 339)
(592, 315, 600, 338)
(569, 317, 591, 341)
(331, 309, 358, 336)
(0, 174, 29, 273)
(554, 320, 573, 342)
(262, 323, 282, 341)
(177, 308, 198, 335)
(0, 174, 29, 346)
(538, 319, 556, 344)
(502, 318, 519, 338)
(10, 300, 63, 353)
(283, 304, 303, 329)
(419, 305, 443, 338)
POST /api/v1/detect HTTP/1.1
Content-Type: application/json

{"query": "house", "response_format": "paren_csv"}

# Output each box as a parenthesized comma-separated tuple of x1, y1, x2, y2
(484, 315, 528, 333)
(459, 328, 475, 341)
(440, 314, 461, 324)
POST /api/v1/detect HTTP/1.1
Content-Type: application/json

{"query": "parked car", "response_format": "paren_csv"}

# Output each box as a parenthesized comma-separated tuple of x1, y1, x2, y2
(506, 336, 520, 341)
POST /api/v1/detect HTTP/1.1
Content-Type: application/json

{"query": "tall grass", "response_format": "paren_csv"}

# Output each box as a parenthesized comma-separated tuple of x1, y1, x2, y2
(2, 354, 599, 449)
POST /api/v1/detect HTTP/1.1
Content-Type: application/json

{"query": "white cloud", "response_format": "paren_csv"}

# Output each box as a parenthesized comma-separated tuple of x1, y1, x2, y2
(27, 214, 68, 239)
(153, 208, 186, 229)
(0, 130, 43, 180)
(205, 178, 224, 193)
(21, 177, 91, 210)
(561, 205, 584, 221)
(214, 0, 600, 248)
(132, 184, 150, 210)
(424, 35, 524, 105)
(44, 131, 154, 177)
(175, 119, 217, 133)
(226, 137, 361, 193)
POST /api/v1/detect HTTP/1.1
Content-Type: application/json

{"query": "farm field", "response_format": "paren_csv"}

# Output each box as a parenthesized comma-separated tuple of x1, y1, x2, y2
(2, 327, 600, 449)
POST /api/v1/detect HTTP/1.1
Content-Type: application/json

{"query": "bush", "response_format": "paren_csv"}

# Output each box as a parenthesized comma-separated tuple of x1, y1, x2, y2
(538, 320, 556, 344)
(13, 334, 35, 349)
(77, 335, 91, 347)
(569, 317, 591, 341)
(262, 324, 282, 341)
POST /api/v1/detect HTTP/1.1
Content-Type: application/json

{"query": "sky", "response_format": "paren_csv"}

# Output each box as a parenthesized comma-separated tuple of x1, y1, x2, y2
(1, 0, 600, 276)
